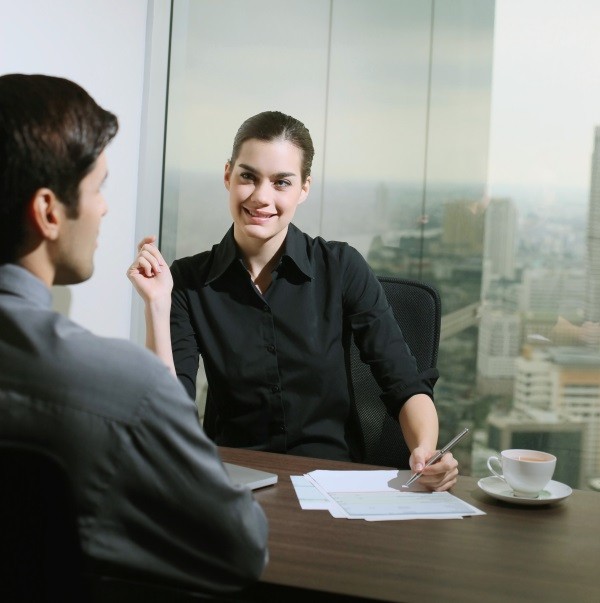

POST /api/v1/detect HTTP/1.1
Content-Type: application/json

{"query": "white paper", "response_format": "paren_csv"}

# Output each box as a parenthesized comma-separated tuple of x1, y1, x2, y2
(290, 475, 331, 510)
(306, 469, 425, 493)
(304, 469, 485, 521)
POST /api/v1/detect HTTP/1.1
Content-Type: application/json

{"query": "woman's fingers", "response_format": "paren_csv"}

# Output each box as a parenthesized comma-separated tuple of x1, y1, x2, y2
(137, 235, 157, 252)
(138, 248, 164, 275)
(417, 452, 459, 492)
(130, 254, 157, 278)
(130, 237, 166, 278)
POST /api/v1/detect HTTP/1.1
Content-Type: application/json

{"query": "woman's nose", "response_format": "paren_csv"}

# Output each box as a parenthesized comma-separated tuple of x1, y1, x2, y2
(251, 179, 270, 204)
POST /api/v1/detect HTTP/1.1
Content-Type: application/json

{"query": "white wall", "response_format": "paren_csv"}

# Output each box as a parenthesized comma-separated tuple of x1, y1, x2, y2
(0, 0, 150, 338)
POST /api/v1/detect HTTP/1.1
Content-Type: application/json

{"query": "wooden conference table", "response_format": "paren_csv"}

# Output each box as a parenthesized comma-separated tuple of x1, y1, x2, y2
(220, 447, 600, 603)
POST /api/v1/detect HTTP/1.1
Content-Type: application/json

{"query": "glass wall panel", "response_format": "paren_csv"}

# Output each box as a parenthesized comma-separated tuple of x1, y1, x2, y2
(422, 1, 495, 470)
(476, 0, 600, 490)
(163, 0, 331, 263)
(320, 1, 431, 254)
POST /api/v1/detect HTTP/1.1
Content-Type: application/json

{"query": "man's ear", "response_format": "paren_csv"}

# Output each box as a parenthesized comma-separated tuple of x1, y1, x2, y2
(27, 188, 62, 241)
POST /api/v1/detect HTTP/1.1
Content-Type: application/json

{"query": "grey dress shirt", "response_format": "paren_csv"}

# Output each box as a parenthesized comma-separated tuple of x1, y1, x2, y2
(0, 264, 268, 595)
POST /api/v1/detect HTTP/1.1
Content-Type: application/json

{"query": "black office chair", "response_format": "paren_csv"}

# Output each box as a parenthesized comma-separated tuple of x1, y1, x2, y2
(0, 442, 87, 602)
(347, 277, 441, 469)
(0, 443, 228, 603)
(91, 576, 233, 602)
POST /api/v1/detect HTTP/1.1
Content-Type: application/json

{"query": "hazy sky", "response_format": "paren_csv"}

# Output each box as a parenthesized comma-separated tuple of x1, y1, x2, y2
(488, 0, 600, 195)
(167, 0, 495, 185)
(167, 0, 600, 195)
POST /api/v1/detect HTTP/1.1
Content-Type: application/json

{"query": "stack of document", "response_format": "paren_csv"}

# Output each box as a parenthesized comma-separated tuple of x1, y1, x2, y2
(291, 470, 484, 521)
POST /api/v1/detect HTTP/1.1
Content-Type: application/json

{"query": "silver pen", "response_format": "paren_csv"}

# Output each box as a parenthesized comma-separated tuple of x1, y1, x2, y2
(402, 427, 470, 488)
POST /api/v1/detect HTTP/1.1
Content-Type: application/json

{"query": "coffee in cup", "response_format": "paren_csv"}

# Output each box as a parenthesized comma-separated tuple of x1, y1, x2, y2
(487, 449, 556, 498)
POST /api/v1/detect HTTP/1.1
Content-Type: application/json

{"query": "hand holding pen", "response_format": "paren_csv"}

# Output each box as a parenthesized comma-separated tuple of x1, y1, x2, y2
(403, 428, 470, 489)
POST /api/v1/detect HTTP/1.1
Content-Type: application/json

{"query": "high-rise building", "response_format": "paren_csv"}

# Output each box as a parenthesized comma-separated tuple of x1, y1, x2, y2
(483, 198, 518, 282)
(476, 303, 521, 394)
(512, 345, 600, 486)
(520, 267, 585, 318)
(442, 199, 485, 255)
(585, 126, 600, 325)
(513, 346, 554, 411)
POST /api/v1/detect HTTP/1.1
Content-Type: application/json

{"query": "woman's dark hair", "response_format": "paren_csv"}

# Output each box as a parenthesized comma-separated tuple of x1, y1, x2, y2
(0, 73, 118, 262)
(229, 111, 314, 182)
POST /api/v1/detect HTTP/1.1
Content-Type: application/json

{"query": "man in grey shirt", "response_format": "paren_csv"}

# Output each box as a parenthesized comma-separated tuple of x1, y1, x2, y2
(0, 74, 268, 597)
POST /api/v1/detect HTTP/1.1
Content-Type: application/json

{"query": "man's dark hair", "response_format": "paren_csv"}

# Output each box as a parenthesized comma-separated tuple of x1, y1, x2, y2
(229, 111, 315, 182)
(0, 74, 118, 262)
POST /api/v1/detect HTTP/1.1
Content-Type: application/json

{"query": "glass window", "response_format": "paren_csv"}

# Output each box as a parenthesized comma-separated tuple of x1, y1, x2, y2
(478, 0, 600, 491)
(160, 0, 600, 491)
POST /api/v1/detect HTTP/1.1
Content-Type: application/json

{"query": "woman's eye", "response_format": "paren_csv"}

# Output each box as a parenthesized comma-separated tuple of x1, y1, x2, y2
(275, 180, 291, 188)
(240, 172, 255, 181)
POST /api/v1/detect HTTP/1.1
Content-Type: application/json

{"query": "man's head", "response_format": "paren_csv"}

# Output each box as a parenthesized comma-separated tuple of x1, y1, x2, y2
(0, 74, 118, 283)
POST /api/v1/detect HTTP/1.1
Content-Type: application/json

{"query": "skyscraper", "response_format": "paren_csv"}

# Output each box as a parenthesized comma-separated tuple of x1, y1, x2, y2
(483, 198, 518, 281)
(585, 126, 600, 325)
(442, 199, 485, 255)
(476, 304, 521, 395)
(512, 345, 600, 486)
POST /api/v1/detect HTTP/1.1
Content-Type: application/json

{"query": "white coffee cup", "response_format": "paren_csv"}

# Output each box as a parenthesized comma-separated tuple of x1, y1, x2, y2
(487, 449, 556, 498)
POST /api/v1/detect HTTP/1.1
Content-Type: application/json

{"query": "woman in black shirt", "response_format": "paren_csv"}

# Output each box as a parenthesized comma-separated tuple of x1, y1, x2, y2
(128, 111, 458, 491)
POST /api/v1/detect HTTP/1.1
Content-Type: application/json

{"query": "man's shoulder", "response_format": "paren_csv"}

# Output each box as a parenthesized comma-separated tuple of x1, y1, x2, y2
(88, 335, 190, 421)
(1, 307, 186, 425)
(71, 326, 181, 397)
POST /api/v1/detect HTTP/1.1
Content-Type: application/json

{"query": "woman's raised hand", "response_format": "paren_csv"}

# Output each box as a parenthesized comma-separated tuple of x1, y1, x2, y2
(127, 235, 173, 307)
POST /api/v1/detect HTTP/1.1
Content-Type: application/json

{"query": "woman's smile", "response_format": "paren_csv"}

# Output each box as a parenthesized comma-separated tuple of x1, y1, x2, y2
(243, 207, 276, 221)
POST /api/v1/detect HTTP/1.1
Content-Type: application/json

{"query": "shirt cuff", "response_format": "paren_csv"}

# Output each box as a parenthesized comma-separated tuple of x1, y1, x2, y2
(381, 367, 439, 419)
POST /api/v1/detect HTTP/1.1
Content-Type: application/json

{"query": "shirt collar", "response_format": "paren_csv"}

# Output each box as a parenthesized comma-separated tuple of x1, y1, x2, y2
(0, 263, 52, 309)
(281, 223, 313, 279)
(204, 223, 314, 285)
(204, 226, 239, 284)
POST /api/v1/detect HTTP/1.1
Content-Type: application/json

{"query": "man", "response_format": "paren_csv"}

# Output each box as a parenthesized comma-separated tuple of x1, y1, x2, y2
(0, 73, 268, 596)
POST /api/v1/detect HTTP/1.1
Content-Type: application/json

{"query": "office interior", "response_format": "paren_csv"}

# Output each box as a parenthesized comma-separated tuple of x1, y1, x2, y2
(2, 0, 599, 491)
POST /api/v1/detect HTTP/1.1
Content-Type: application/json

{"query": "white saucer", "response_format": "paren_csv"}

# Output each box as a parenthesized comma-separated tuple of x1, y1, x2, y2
(477, 476, 572, 506)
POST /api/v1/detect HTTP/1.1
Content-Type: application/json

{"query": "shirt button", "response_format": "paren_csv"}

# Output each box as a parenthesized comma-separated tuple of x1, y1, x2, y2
(269, 422, 286, 435)
(271, 385, 280, 393)
(266, 345, 276, 354)
(263, 304, 270, 312)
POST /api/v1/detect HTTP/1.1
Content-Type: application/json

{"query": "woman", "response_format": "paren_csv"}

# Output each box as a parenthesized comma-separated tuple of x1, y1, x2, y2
(128, 111, 458, 491)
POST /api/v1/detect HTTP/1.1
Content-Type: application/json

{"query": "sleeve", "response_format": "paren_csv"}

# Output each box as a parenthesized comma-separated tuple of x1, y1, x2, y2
(94, 363, 268, 594)
(340, 245, 438, 419)
(170, 260, 201, 400)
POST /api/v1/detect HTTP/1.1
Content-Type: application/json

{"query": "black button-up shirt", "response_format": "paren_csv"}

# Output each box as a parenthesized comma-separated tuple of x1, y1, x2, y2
(170, 224, 437, 461)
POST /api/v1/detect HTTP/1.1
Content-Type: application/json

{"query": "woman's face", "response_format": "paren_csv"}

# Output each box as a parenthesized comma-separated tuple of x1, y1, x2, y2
(224, 138, 311, 249)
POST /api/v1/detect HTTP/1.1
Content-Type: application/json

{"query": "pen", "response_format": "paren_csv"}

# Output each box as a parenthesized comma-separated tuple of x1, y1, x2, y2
(402, 427, 470, 488)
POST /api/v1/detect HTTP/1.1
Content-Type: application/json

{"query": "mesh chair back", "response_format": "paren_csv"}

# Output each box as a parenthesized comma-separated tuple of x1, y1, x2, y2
(348, 277, 441, 468)
(0, 443, 86, 602)
(203, 388, 217, 440)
